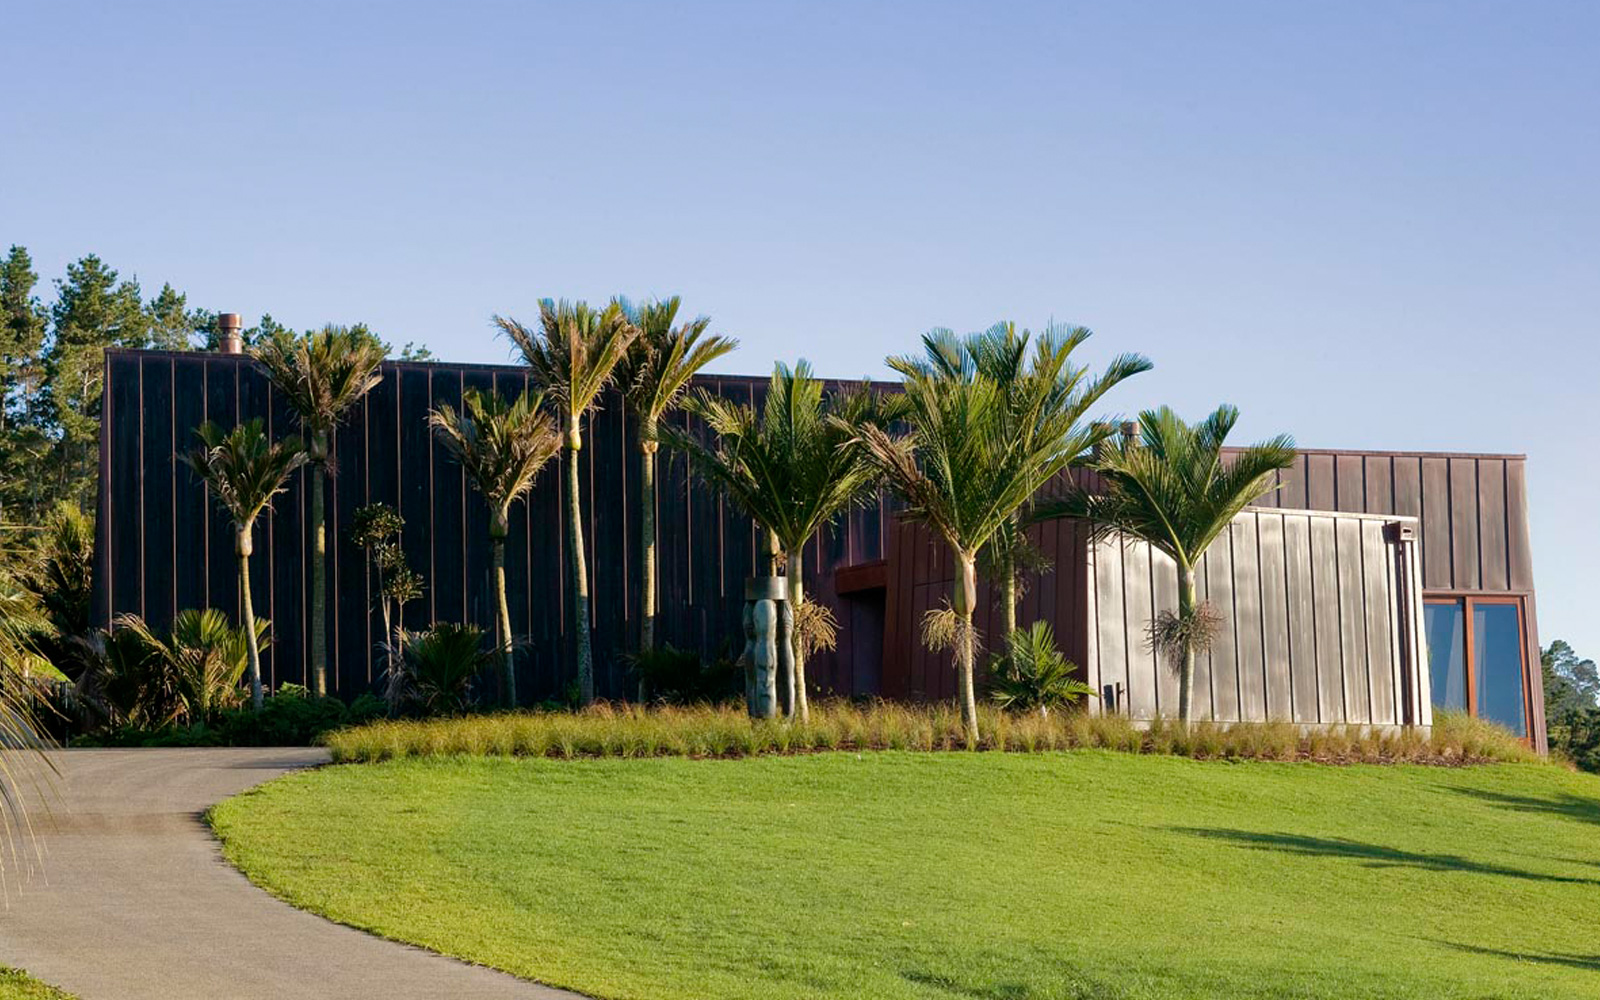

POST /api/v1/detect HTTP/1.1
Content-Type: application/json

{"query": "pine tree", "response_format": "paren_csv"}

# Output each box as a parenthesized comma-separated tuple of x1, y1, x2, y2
(145, 283, 201, 351)
(0, 246, 48, 524)
(42, 255, 149, 509)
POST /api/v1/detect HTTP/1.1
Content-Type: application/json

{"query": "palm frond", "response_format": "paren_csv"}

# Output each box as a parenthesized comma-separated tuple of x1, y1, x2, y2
(1036, 404, 1296, 567)
(428, 389, 561, 531)
(249, 325, 385, 462)
(617, 296, 739, 434)
(660, 362, 885, 563)
(497, 300, 638, 427)
(180, 420, 307, 533)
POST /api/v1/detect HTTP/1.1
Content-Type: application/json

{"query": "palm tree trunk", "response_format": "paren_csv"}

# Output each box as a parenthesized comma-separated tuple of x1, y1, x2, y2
(564, 422, 595, 705)
(787, 573, 808, 724)
(310, 451, 328, 697)
(378, 593, 397, 714)
(953, 547, 979, 746)
(493, 531, 515, 708)
(638, 429, 658, 701)
(238, 529, 263, 711)
(1001, 548, 1017, 644)
(1177, 562, 1196, 724)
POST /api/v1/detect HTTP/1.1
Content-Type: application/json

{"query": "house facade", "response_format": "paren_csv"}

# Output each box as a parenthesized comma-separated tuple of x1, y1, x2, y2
(93, 351, 1545, 749)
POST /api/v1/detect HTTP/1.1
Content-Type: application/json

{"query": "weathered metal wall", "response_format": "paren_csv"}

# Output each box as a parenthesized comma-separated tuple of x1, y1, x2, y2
(1085, 509, 1430, 728)
(92, 350, 892, 703)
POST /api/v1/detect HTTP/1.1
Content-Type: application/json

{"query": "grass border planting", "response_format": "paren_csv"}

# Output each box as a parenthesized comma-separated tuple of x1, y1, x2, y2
(324, 701, 1539, 766)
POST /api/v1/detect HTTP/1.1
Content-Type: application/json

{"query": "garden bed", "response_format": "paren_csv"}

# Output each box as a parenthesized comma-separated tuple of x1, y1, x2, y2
(323, 701, 1539, 767)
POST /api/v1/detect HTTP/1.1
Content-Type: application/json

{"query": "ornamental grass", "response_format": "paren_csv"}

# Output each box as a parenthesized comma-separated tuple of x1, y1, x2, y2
(323, 701, 1539, 767)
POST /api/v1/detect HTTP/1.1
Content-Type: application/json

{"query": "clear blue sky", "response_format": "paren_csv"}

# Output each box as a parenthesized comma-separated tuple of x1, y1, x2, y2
(3, 1, 1596, 656)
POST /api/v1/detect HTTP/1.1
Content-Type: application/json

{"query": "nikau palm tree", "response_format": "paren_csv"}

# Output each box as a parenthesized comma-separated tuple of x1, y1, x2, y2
(251, 326, 385, 696)
(618, 297, 737, 684)
(905, 323, 1152, 649)
(663, 361, 886, 722)
(856, 327, 1148, 744)
(429, 388, 562, 707)
(497, 300, 637, 704)
(182, 419, 306, 710)
(1036, 405, 1296, 722)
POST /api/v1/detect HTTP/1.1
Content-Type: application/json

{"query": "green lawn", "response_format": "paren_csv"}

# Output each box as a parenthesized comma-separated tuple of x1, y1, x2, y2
(0, 969, 75, 1000)
(210, 753, 1600, 1000)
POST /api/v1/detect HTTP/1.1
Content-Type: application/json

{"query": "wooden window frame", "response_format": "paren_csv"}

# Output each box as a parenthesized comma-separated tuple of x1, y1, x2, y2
(1423, 594, 1532, 737)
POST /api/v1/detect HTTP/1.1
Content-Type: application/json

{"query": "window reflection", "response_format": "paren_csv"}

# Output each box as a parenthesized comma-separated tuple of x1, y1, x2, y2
(1474, 603, 1527, 737)
(1424, 601, 1467, 712)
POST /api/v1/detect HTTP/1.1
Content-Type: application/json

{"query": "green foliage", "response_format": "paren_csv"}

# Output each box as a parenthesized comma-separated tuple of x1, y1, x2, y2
(617, 296, 738, 435)
(625, 644, 742, 705)
(1040, 404, 1297, 569)
(987, 621, 1096, 715)
(76, 685, 385, 748)
(211, 746, 1600, 1000)
(182, 420, 307, 536)
(427, 388, 562, 534)
(17, 503, 93, 640)
(386, 623, 495, 716)
(665, 361, 886, 567)
(497, 299, 637, 434)
(249, 325, 386, 459)
(1543, 639, 1600, 772)
(322, 700, 1538, 765)
(112, 610, 268, 725)
(0, 966, 78, 999)
(71, 610, 269, 728)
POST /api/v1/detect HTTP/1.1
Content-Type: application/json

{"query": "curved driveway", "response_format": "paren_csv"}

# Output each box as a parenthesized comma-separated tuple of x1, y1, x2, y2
(0, 748, 581, 1000)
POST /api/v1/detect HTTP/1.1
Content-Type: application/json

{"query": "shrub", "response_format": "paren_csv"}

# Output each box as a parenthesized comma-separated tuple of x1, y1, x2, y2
(72, 685, 384, 748)
(986, 621, 1096, 717)
(324, 700, 1542, 767)
(626, 643, 741, 705)
(386, 622, 494, 715)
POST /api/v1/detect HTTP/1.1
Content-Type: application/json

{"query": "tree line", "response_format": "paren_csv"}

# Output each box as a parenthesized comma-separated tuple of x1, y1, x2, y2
(0, 244, 428, 527)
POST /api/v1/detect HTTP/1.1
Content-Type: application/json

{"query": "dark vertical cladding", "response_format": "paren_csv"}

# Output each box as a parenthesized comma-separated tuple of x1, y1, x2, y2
(93, 350, 895, 702)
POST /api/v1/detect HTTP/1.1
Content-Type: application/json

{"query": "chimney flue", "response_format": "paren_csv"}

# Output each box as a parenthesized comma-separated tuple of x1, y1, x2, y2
(217, 313, 243, 354)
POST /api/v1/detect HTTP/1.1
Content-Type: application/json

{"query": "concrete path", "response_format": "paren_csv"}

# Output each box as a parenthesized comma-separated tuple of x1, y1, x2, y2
(0, 748, 582, 999)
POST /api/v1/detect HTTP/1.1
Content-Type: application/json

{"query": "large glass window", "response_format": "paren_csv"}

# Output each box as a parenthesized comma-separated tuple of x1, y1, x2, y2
(1424, 601, 1467, 711)
(1474, 602, 1528, 737)
(1423, 597, 1529, 737)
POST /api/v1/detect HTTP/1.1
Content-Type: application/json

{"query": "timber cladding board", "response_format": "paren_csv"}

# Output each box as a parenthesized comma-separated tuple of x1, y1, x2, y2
(1086, 509, 1423, 727)
(92, 351, 894, 702)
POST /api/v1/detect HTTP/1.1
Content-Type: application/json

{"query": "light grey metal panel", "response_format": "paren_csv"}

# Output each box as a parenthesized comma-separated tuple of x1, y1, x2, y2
(1119, 538, 1160, 719)
(1310, 516, 1345, 722)
(1283, 514, 1320, 723)
(1083, 540, 1100, 710)
(1362, 519, 1398, 725)
(1335, 517, 1371, 724)
(1192, 550, 1214, 719)
(1230, 519, 1267, 721)
(1205, 539, 1240, 722)
(1091, 537, 1127, 712)
(1257, 513, 1293, 721)
(1151, 546, 1181, 716)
